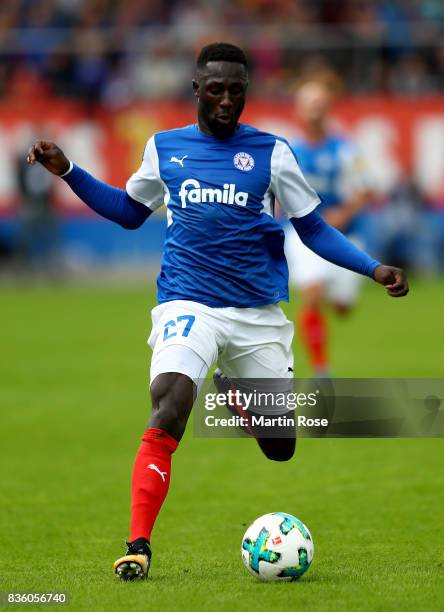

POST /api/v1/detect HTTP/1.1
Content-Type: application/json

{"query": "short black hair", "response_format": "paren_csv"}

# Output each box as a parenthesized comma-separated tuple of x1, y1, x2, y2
(196, 42, 248, 69)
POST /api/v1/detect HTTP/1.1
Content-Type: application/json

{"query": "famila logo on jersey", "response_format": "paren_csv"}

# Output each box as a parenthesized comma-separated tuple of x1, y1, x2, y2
(179, 179, 248, 208)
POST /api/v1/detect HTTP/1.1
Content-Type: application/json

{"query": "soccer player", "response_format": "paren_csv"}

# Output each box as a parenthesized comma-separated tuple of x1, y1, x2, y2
(285, 79, 372, 375)
(27, 43, 408, 581)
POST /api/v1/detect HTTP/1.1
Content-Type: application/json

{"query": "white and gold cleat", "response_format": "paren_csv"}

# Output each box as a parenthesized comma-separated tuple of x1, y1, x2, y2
(113, 539, 151, 581)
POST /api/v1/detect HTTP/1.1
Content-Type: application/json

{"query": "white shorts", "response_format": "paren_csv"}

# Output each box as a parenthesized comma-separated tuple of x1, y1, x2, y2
(284, 225, 363, 306)
(148, 300, 294, 385)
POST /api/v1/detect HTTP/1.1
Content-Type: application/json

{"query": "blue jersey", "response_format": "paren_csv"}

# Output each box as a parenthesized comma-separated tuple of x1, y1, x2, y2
(126, 123, 319, 308)
(291, 133, 368, 232)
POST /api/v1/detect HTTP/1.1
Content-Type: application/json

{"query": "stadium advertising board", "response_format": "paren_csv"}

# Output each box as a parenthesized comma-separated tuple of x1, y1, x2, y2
(1, 97, 443, 215)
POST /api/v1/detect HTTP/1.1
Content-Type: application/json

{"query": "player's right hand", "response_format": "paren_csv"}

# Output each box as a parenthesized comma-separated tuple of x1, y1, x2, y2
(27, 141, 71, 176)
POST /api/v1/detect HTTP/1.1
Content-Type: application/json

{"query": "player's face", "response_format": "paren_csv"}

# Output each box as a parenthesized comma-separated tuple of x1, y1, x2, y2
(193, 61, 248, 138)
(296, 83, 331, 125)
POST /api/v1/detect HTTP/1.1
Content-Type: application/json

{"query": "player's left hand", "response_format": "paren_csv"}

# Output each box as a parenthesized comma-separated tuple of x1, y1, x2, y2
(373, 265, 409, 297)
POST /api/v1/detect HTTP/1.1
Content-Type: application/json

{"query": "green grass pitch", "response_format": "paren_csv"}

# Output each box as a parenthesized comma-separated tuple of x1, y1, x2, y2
(1, 278, 443, 611)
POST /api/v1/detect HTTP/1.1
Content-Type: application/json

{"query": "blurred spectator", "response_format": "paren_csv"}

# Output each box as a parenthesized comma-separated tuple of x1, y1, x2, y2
(71, 29, 110, 104)
(368, 179, 440, 275)
(18, 1, 65, 75)
(129, 41, 191, 100)
(376, 0, 417, 61)
(0, 0, 442, 103)
(100, 57, 133, 109)
(387, 53, 438, 95)
(432, 46, 444, 89)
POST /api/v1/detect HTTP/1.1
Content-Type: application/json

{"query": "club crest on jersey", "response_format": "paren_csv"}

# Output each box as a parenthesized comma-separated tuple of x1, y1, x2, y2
(233, 151, 255, 172)
(179, 179, 248, 208)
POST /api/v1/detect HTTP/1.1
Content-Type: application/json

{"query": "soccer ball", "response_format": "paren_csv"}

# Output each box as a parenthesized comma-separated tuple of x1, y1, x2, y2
(241, 512, 314, 581)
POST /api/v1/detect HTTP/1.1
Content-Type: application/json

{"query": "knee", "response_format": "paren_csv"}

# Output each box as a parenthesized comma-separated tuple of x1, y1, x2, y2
(301, 285, 324, 309)
(333, 303, 352, 317)
(149, 373, 195, 440)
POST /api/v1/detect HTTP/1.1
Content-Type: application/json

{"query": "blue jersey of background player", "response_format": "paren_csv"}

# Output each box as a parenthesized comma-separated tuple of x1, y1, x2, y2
(292, 133, 369, 236)
(27, 43, 408, 582)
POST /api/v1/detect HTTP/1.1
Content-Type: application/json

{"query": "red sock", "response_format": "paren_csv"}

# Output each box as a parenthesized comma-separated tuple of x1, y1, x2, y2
(129, 427, 178, 542)
(299, 306, 328, 371)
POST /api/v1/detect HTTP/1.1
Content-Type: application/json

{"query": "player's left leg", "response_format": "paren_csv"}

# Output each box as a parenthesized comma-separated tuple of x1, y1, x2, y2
(217, 304, 296, 462)
(212, 368, 295, 460)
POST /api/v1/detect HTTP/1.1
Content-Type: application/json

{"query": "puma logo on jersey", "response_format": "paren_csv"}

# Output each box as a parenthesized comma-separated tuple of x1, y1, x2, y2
(147, 463, 167, 482)
(170, 155, 188, 167)
(179, 179, 248, 208)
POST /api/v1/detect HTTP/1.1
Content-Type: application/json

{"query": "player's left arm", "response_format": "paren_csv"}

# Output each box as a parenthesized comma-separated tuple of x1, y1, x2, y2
(271, 138, 408, 297)
(291, 210, 409, 297)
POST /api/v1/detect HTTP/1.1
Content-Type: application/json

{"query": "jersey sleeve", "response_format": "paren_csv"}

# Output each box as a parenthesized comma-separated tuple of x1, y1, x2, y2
(126, 135, 165, 211)
(270, 139, 320, 218)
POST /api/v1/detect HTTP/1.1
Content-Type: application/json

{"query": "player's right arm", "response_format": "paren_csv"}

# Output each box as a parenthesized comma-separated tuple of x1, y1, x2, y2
(27, 139, 163, 229)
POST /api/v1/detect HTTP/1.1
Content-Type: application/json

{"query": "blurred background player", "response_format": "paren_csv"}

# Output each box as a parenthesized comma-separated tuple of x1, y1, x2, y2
(284, 79, 372, 377)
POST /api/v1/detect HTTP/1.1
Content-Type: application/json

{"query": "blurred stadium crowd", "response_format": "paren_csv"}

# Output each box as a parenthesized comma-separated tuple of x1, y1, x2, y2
(1, 0, 444, 103)
(0, 0, 443, 277)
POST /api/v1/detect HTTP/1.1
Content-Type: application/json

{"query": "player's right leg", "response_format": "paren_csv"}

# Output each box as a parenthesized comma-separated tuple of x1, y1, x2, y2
(114, 369, 195, 581)
(114, 301, 219, 581)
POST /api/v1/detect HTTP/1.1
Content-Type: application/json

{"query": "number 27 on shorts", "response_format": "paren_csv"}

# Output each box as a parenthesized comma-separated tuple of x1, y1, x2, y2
(163, 315, 195, 341)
